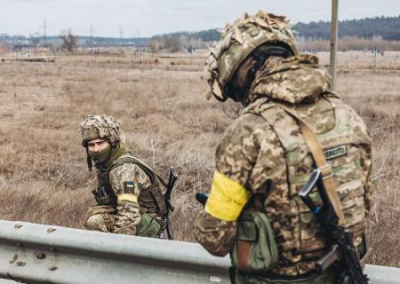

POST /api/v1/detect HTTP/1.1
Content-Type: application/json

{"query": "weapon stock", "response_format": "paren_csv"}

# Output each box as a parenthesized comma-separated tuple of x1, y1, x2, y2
(317, 244, 341, 271)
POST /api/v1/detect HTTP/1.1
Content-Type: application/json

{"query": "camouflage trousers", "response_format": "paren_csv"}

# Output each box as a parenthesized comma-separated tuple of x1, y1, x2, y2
(84, 205, 164, 238)
(230, 267, 337, 284)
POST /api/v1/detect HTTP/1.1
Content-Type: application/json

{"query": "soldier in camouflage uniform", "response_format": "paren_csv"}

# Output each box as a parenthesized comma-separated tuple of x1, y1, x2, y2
(194, 11, 373, 283)
(80, 114, 167, 237)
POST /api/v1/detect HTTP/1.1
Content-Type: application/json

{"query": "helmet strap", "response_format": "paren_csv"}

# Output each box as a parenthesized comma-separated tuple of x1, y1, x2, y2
(249, 43, 294, 77)
(86, 146, 93, 171)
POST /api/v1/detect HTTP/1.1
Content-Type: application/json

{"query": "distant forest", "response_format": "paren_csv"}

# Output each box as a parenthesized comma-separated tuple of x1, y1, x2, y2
(155, 15, 400, 41)
(293, 16, 400, 40)
(152, 29, 220, 42)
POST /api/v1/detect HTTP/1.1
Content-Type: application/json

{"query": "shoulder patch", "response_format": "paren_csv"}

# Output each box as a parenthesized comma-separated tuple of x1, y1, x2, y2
(123, 181, 135, 194)
(324, 145, 347, 160)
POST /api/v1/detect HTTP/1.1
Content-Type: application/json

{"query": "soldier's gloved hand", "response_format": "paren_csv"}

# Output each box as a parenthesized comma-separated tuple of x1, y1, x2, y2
(194, 211, 238, 257)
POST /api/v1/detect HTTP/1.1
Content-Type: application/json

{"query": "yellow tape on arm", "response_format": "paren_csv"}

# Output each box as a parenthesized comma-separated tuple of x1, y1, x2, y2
(205, 171, 251, 221)
(118, 193, 138, 204)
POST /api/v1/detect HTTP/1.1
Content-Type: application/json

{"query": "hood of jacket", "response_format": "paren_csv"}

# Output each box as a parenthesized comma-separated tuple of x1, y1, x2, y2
(248, 54, 332, 104)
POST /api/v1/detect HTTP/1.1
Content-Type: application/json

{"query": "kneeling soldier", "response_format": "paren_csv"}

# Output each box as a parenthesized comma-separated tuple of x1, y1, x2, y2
(80, 114, 167, 238)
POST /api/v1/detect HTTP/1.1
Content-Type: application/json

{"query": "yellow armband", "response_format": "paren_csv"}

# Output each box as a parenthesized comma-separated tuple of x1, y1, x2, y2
(205, 171, 251, 221)
(118, 193, 138, 204)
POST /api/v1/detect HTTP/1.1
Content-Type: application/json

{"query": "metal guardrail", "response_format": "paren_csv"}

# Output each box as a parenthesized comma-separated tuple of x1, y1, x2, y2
(0, 220, 229, 284)
(0, 220, 398, 284)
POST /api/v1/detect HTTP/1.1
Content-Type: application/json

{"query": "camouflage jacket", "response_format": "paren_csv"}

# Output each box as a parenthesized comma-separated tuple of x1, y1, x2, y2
(194, 55, 373, 276)
(97, 154, 166, 235)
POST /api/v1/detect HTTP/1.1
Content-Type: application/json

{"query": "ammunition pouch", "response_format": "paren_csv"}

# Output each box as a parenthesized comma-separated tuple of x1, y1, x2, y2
(231, 211, 279, 274)
(136, 213, 165, 238)
(92, 186, 115, 206)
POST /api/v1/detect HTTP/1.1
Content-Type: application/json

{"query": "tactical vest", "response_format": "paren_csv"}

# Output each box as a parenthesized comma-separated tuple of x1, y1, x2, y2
(96, 154, 167, 217)
(244, 93, 372, 266)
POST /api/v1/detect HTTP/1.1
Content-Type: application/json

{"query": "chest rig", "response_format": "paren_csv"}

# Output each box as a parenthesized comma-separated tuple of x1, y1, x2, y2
(244, 93, 371, 268)
(94, 155, 167, 217)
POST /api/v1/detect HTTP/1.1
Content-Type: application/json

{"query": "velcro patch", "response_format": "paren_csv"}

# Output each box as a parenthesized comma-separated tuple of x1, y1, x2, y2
(324, 145, 347, 160)
(123, 181, 135, 194)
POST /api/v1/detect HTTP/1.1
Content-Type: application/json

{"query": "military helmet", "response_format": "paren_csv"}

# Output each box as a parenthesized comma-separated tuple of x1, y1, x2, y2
(80, 114, 124, 146)
(204, 10, 299, 101)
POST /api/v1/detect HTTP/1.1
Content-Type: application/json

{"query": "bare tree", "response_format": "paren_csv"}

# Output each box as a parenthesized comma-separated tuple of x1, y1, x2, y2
(59, 29, 78, 52)
(163, 37, 182, 53)
(148, 38, 161, 53)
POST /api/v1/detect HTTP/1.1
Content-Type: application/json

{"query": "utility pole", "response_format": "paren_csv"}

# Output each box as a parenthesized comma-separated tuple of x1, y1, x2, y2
(330, 0, 339, 91)
(41, 18, 49, 47)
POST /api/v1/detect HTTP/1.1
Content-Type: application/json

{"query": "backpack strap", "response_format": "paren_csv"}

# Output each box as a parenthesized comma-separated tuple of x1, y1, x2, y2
(108, 155, 167, 187)
(277, 103, 345, 226)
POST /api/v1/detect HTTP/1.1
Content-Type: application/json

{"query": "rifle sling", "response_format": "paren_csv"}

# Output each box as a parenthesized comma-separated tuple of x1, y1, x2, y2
(278, 103, 345, 226)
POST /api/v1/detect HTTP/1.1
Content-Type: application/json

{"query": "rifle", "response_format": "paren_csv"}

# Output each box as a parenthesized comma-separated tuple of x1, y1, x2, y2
(92, 186, 118, 208)
(163, 167, 178, 239)
(299, 168, 369, 284)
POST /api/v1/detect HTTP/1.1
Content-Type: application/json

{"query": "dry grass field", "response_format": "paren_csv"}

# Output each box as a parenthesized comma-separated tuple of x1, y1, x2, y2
(0, 49, 399, 268)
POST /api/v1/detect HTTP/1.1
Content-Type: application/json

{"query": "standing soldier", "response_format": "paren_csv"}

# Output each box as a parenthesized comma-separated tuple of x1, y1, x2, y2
(80, 114, 167, 238)
(194, 11, 373, 284)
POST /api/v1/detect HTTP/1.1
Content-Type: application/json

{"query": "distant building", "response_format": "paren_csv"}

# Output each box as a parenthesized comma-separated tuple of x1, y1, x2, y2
(12, 44, 35, 52)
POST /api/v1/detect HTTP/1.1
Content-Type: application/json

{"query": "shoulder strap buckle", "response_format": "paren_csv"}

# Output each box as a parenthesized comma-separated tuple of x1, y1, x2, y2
(319, 164, 333, 180)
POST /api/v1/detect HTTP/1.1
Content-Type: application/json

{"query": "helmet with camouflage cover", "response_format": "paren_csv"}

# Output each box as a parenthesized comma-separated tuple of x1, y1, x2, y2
(204, 10, 299, 102)
(80, 114, 124, 147)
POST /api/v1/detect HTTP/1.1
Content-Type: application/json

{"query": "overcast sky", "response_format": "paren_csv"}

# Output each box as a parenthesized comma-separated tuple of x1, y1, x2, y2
(0, 0, 398, 37)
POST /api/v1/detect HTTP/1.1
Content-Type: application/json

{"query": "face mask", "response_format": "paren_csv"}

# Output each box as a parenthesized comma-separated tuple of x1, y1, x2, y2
(88, 144, 112, 165)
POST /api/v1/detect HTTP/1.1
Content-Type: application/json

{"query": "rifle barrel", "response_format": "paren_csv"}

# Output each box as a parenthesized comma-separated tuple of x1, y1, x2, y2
(165, 167, 178, 199)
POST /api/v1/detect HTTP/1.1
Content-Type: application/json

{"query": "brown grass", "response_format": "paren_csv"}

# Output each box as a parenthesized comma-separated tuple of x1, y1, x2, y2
(0, 50, 399, 266)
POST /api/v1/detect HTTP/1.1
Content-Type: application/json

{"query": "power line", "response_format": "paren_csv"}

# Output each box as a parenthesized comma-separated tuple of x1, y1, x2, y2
(88, 24, 95, 48)
(135, 29, 140, 47)
(90, 25, 94, 38)
(40, 18, 48, 46)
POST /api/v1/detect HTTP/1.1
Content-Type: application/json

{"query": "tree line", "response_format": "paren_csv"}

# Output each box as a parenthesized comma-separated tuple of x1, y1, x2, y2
(293, 16, 400, 40)
(152, 16, 400, 43)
